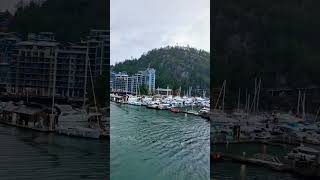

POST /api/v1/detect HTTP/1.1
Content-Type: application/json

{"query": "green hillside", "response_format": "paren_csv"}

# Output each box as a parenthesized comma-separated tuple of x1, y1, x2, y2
(8, 0, 108, 42)
(113, 46, 210, 92)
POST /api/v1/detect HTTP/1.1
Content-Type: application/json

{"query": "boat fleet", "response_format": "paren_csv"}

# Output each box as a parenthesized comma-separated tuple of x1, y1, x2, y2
(212, 111, 320, 145)
(111, 94, 210, 118)
(0, 101, 108, 139)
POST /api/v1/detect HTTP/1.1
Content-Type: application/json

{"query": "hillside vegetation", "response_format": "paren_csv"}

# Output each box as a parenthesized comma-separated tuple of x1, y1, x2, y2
(113, 46, 210, 92)
(8, 0, 108, 41)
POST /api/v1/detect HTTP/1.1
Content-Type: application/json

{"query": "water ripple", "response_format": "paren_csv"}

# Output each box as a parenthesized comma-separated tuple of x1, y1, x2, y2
(111, 103, 209, 180)
(0, 124, 108, 180)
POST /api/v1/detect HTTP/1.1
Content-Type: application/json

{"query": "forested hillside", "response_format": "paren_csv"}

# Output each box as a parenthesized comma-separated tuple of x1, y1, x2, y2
(8, 0, 108, 41)
(113, 46, 210, 92)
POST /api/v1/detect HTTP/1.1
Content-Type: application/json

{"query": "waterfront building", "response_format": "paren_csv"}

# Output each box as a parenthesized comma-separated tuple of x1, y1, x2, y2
(55, 43, 87, 97)
(111, 68, 156, 94)
(138, 68, 156, 94)
(86, 30, 109, 77)
(113, 72, 129, 93)
(11, 40, 59, 96)
(0, 33, 21, 92)
(156, 88, 172, 96)
(127, 76, 137, 94)
(110, 71, 115, 92)
(0, 30, 109, 98)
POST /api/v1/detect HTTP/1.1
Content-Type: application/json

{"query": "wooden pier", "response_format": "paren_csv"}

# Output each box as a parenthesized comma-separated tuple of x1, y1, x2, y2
(212, 151, 320, 178)
(212, 152, 291, 171)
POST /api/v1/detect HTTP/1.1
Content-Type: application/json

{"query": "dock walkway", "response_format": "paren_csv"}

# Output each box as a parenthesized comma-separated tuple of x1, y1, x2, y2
(213, 152, 291, 171)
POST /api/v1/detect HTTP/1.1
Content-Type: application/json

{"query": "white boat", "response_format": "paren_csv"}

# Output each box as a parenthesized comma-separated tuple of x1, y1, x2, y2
(286, 145, 320, 163)
(186, 110, 199, 116)
(55, 105, 106, 139)
(199, 107, 210, 113)
(128, 96, 142, 106)
(158, 103, 170, 110)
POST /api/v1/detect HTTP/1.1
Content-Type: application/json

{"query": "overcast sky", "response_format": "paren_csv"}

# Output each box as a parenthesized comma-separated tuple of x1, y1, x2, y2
(111, 0, 210, 65)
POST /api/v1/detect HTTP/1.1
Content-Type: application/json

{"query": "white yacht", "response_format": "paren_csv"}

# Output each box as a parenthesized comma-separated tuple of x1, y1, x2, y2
(286, 145, 320, 163)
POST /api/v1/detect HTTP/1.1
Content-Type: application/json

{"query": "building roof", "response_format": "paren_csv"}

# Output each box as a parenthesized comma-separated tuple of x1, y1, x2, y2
(156, 88, 172, 91)
(16, 41, 58, 47)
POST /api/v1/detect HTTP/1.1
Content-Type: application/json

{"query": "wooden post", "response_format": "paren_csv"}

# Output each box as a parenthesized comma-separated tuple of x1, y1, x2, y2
(222, 80, 226, 112)
(238, 88, 241, 111)
(297, 90, 301, 115)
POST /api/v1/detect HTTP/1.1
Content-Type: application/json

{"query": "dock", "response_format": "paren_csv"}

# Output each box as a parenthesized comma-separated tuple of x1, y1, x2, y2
(212, 151, 320, 177)
(212, 152, 291, 171)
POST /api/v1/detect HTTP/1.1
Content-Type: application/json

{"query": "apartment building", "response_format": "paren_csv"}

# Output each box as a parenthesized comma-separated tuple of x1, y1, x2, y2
(111, 68, 156, 94)
(0, 30, 109, 98)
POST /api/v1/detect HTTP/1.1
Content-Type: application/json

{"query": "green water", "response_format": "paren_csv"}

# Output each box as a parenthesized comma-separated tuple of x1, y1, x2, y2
(110, 102, 210, 180)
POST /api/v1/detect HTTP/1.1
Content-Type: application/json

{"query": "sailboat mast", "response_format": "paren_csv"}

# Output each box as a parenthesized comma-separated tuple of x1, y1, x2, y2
(245, 89, 248, 112)
(247, 94, 251, 114)
(251, 78, 257, 113)
(238, 88, 240, 110)
(222, 80, 226, 112)
(88, 59, 98, 113)
(256, 79, 261, 112)
(136, 76, 138, 96)
(51, 50, 58, 115)
(302, 91, 306, 120)
(83, 43, 89, 110)
(297, 90, 301, 115)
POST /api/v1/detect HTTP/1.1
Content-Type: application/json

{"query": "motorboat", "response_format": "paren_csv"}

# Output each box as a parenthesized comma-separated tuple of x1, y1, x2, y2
(286, 145, 320, 163)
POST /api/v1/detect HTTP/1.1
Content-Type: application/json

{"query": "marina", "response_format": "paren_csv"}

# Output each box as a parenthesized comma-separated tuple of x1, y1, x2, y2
(110, 93, 210, 119)
(211, 111, 320, 178)
(211, 79, 320, 178)
(0, 100, 109, 139)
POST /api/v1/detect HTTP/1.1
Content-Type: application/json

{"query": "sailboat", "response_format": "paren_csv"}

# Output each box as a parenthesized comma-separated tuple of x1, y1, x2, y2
(212, 80, 227, 116)
(55, 46, 107, 139)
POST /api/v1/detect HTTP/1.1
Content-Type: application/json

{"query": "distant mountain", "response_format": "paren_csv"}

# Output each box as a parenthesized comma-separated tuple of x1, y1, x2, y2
(113, 46, 210, 93)
(8, 0, 108, 42)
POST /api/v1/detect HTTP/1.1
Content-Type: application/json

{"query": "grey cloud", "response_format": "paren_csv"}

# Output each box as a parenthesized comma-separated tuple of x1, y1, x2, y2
(111, 0, 210, 65)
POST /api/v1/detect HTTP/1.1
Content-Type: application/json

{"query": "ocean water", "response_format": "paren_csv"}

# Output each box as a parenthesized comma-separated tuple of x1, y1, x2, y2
(0, 124, 109, 180)
(111, 102, 210, 180)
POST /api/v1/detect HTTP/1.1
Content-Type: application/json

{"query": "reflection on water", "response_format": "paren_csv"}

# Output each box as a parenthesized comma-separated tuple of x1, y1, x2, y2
(111, 103, 209, 180)
(0, 124, 108, 179)
(240, 164, 246, 180)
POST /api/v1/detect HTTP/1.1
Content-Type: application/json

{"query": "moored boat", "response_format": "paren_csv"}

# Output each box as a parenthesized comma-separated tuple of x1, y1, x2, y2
(170, 108, 180, 113)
